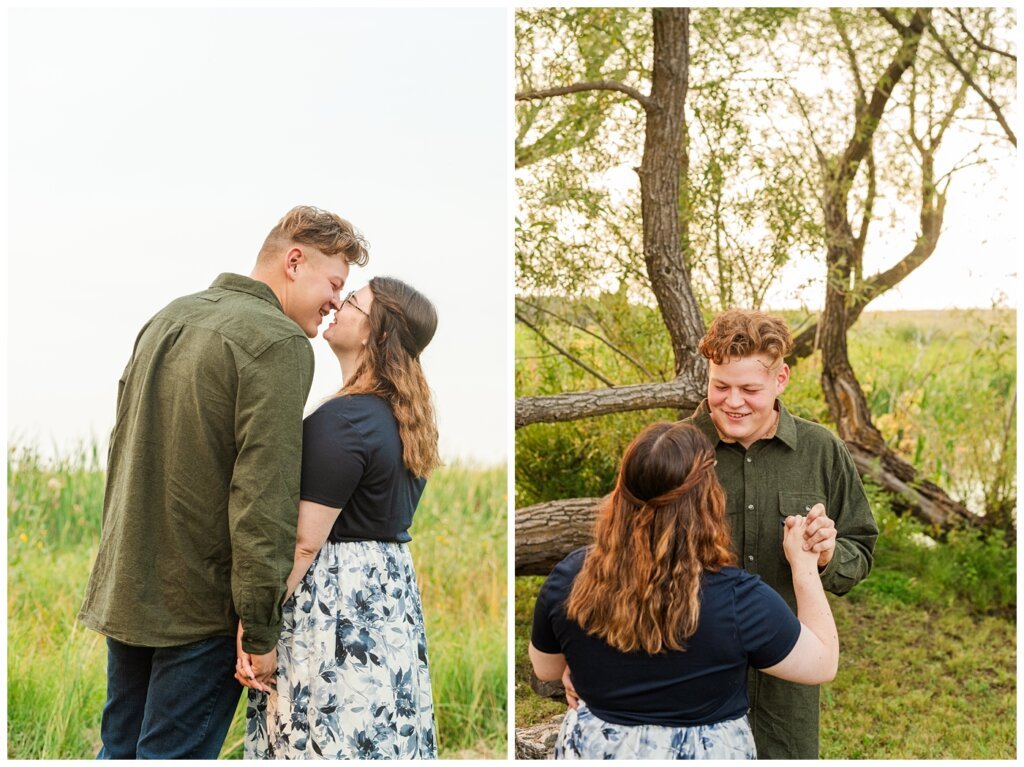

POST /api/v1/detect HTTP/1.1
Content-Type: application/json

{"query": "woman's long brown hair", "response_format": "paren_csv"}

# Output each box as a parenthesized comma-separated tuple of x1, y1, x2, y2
(565, 422, 736, 654)
(340, 276, 442, 478)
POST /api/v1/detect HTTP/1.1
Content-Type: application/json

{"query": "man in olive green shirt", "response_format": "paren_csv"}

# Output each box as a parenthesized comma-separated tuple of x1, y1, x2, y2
(685, 309, 878, 758)
(79, 206, 368, 759)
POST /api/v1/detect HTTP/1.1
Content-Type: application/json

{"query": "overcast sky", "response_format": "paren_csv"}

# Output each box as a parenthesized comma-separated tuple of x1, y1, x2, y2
(7, 7, 508, 466)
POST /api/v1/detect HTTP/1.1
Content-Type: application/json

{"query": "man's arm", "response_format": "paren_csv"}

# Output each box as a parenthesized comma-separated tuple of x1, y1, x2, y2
(818, 440, 878, 595)
(229, 336, 314, 655)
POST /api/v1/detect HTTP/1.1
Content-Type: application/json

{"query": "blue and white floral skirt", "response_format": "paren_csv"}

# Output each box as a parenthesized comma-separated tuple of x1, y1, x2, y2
(245, 540, 437, 759)
(555, 703, 756, 760)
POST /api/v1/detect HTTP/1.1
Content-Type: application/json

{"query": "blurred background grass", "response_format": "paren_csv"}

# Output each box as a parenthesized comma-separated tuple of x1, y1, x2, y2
(7, 453, 507, 759)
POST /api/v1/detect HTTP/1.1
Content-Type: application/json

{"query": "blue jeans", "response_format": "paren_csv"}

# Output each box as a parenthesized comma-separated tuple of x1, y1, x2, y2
(97, 635, 241, 759)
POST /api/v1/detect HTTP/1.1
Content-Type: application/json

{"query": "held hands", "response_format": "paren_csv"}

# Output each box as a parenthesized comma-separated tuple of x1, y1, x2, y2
(802, 502, 837, 568)
(234, 620, 277, 693)
(783, 514, 821, 572)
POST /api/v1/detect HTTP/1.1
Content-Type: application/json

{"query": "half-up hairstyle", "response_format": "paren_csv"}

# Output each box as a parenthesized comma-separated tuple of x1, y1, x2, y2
(565, 422, 736, 655)
(341, 277, 442, 478)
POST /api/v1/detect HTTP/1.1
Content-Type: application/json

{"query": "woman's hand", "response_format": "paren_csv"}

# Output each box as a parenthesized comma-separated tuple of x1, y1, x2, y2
(783, 514, 819, 571)
(234, 620, 275, 693)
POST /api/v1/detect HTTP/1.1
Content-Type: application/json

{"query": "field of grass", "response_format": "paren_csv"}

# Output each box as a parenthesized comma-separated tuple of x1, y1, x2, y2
(7, 450, 507, 759)
(514, 308, 1016, 758)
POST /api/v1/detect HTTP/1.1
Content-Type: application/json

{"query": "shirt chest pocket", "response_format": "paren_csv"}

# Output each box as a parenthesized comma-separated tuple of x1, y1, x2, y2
(777, 492, 827, 561)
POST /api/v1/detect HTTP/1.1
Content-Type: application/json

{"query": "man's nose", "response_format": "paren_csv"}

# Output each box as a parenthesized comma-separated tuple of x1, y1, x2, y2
(329, 294, 343, 310)
(725, 389, 743, 407)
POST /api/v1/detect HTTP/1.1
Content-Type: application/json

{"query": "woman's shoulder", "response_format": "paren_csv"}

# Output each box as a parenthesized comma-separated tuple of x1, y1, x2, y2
(542, 547, 590, 595)
(705, 566, 767, 593)
(307, 394, 393, 426)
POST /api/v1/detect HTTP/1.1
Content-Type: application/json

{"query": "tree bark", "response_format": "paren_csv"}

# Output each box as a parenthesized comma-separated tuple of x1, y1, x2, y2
(640, 9, 708, 380)
(515, 715, 564, 759)
(516, 376, 703, 429)
(515, 497, 601, 575)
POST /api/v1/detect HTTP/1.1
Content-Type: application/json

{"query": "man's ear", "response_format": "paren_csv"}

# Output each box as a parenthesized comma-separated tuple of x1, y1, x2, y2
(285, 247, 304, 278)
(776, 362, 790, 392)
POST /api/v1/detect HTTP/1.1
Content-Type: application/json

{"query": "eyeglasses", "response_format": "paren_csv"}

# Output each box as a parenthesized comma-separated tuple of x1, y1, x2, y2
(342, 290, 369, 317)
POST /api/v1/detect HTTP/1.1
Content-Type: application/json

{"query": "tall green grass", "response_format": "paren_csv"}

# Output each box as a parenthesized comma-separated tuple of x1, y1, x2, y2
(7, 450, 507, 759)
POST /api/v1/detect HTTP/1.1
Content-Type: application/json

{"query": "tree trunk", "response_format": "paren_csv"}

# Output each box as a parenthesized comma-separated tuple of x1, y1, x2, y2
(640, 8, 707, 380)
(515, 498, 601, 575)
(817, 8, 976, 530)
(515, 376, 703, 429)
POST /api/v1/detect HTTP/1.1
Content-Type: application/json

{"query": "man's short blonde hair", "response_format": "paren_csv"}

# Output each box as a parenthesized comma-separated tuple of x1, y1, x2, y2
(698, 309, 793, 365)
(258, 205, 369, 266)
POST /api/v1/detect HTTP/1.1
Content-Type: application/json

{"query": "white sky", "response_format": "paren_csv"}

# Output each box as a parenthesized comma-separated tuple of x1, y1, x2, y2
(6, 7, 508, 466)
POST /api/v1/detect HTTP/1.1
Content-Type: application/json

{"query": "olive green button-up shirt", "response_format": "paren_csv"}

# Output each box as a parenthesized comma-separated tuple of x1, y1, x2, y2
(79, 274, 314, 654)
(685, 398, 878, 758)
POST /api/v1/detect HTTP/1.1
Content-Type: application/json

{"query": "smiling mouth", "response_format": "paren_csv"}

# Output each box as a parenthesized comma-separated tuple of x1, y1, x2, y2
(723, 411, 749, 420)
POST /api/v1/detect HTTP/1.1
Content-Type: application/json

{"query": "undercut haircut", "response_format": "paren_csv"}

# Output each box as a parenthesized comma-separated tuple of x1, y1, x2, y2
(258, 205, 369, 266)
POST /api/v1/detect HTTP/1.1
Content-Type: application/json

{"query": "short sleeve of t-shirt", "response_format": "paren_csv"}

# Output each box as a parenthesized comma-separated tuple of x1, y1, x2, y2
(530, 548, 586, 654)
(299, 404, 367, 509)
(734, 571, 802, 669)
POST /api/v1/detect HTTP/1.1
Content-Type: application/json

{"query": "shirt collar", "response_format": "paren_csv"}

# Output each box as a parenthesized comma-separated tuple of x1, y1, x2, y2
(689, 398, 799, 451)
(210, 273, 284, 313)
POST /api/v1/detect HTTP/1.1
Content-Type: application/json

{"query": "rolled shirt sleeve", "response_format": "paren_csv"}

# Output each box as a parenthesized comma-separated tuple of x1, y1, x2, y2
(229, 335, 314, 654)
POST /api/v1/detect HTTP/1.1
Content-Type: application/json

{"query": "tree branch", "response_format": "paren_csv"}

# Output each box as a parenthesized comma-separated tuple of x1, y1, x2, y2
(516, 312, 617, 387)
(944, 8, 1017, 62)
(516, 298, 660, 381)
(925, 19, 1016, 147)
(516, 80, 654, 111)
(516, 375, 704, 429)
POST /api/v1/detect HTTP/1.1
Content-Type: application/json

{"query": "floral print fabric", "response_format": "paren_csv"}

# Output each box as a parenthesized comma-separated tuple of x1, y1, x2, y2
(555, 703, 756, 760)
(245, 540, 436, 759)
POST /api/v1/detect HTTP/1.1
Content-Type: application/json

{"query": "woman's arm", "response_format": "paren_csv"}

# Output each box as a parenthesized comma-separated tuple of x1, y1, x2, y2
(529, 642, 568, 682)
(761, 511, 840, 685)
(284, 500, 343, 601)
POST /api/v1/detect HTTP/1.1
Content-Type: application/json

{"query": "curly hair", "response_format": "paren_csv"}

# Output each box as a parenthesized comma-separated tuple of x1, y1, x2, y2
(340, 277, 441, 478)
(698, 309, 793, 365)
(565, 422, 736, 655)
(259, 205, 369, 266)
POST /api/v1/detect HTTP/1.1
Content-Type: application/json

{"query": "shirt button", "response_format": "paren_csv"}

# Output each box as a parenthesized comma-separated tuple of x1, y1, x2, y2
(747, 504, 754, 510)
(748, 555, 754, 562)
(746, 457, 752, 463)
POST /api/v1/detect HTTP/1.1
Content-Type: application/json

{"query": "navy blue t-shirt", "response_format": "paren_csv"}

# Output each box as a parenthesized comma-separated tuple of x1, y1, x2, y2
(300, 394, 426, 543)
(531, 547, 801, 727)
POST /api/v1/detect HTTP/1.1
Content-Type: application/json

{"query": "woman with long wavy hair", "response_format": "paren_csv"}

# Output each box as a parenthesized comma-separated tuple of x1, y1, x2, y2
(239, 276, 442, 759)
(530, 421, 839, 759)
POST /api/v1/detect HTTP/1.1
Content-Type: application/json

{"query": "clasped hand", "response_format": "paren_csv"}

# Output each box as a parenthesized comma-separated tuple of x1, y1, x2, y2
(784, 503, 835, 568)
(234, 621, 277, 693)
(794, 502, 836, 568)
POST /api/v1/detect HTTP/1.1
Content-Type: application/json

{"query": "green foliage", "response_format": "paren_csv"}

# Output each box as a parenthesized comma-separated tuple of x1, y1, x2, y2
(7, 452, 507, 759)
(856, 483, 1015, 615)
(516, 296, 680, 507)
(844, 310, 1016, 530)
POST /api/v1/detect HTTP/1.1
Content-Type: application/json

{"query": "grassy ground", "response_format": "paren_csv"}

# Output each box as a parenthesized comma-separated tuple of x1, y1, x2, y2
(515, 574, 1016, 758)
(7, 453, 507, 759)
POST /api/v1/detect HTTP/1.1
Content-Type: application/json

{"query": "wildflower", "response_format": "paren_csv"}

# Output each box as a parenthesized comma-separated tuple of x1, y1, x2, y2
(47, 478, 62, 493)
(19, 533, 27, 543)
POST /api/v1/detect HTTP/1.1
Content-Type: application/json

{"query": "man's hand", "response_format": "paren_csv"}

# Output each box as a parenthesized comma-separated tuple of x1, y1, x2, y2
(561, 664, 579, 710)
(234, 620, 276, 693)
(803, 502, 837, 568)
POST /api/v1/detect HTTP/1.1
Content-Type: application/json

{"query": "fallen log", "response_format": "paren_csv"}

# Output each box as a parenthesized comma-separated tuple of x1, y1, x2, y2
(515, 497, 600, 575)
(515, 714, 564, 759)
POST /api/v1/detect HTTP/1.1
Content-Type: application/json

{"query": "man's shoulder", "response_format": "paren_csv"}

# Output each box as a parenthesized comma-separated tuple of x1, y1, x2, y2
(159, 283, 307, 358)
(788, 411, 845, 448)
